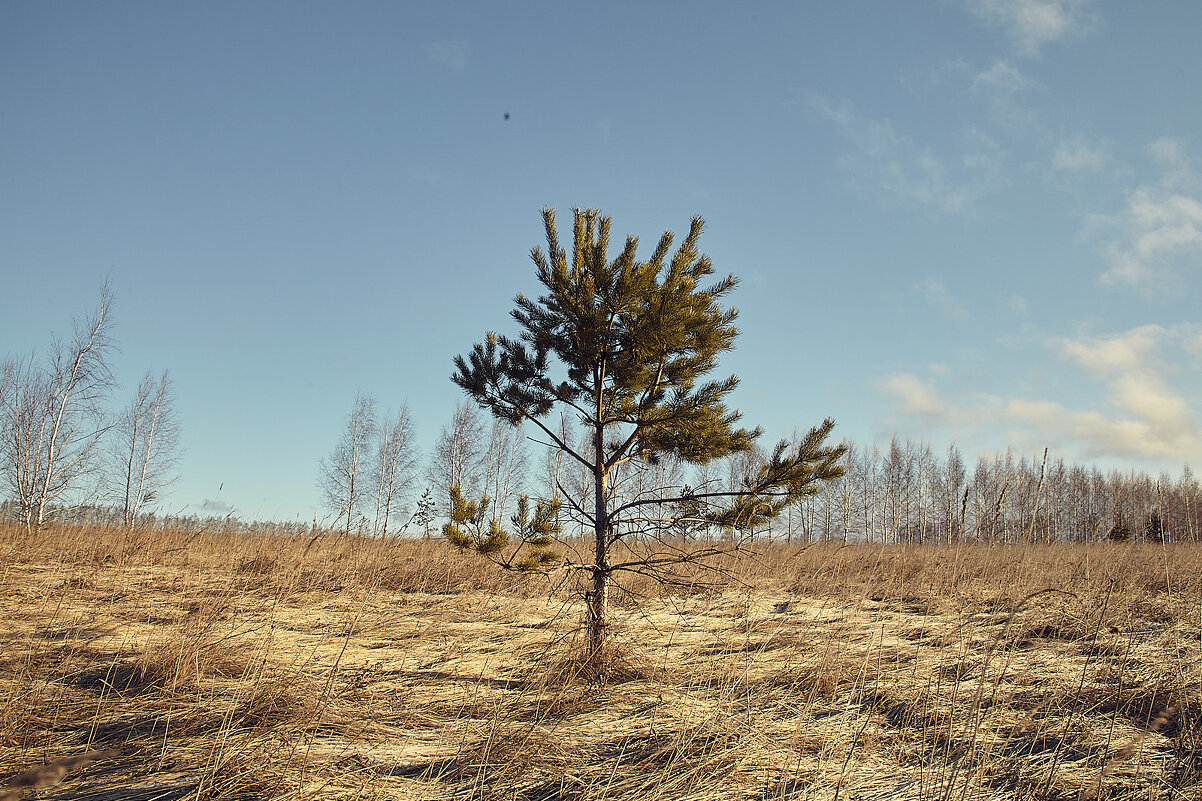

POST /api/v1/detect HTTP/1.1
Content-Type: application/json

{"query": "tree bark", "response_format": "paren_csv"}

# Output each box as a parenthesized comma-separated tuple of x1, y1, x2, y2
(588, 418, 609, 659)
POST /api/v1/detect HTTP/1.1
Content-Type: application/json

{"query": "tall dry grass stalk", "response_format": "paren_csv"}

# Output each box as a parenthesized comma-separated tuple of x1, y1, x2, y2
(0, 521, 1198, 799)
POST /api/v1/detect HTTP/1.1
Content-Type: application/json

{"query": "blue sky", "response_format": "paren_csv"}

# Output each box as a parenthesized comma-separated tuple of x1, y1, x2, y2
(3, 1, 1200, 522)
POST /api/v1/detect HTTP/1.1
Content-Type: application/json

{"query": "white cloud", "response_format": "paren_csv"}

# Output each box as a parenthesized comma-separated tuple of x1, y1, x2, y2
(1084, 140, 1202, 290)
(1098, 186, 1202, 288)
(427, 39, 469, 70)
(965, 0, 1099, 56)
(1059, 327, 1198, 459)
(1114, 371, 1193, 432)
(881, 373, 946, 417)
(810, 95, 1008, 214)
(880, 324, 1202, 467)
(1061, 325, 1164, 373)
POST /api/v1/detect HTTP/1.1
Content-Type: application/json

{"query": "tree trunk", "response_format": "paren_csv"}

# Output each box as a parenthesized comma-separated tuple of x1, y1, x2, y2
(588, 422, 610, 660)
(588, 562, 608, 658)
(128, 382, 165, 529)
(587, 501, 609, 657)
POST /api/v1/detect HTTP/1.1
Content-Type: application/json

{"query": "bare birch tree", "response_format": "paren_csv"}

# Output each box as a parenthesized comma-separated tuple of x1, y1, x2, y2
(943, 444, 967, 543)
(371, 403, 419, 537)
(482, 417, 530, 527)
(319, 392, 377, 535)
(427, 400, 485, 515)
(0, 284, 116, 532)
(109, 369, 181, 527)
(0, 360, 11, 413)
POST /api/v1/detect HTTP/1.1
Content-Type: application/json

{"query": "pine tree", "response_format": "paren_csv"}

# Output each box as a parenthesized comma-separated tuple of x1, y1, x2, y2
(450, 208, 845, 661)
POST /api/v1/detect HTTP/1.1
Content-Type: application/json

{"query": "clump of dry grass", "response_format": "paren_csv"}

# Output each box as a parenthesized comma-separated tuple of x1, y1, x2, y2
(543, 635, 665, 687)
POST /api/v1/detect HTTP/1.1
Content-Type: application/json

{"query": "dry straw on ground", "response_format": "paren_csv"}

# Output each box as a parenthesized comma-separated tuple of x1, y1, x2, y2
(0, 522, 1198, 799)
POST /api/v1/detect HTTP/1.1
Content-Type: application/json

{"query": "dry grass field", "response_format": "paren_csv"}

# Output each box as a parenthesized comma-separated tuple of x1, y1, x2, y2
(1, 524, 1198, 800)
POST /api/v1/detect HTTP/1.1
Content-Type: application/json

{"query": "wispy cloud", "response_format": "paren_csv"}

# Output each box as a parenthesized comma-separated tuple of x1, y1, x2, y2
(1057, 326, 1199, 460)
(1186, 331, 1202, 358)
(1096, 189, 1202, 289)
(1082, 139, 1202, 290)
(427, 39, 469, 71)
(880, 324, 1202, 466)
(810, 95, 1008, 214)
(972, 60, 1029, 95)
(1061, 324, 1163, 372)
(1147, 137, 1194, 181)
(881, 373, 947, 417)
(1051, 135, 1110, 173)
(965, 0, 1099, 56)
(917, 276, 968, 320)
(971, 60, 1039, 133)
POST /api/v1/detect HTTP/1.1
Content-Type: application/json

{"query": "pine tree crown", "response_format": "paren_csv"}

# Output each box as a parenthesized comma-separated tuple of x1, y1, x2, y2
(453, 207, 760, 467)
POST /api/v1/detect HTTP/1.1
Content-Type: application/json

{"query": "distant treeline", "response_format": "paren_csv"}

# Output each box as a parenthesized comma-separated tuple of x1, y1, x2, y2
(6, 436, 1198, 546)
(786, 440, 1199, 545)
(0, 500, 330, 539)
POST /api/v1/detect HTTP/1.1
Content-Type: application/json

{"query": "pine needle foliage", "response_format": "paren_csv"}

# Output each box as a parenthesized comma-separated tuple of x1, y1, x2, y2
(442, 486, 561, 571)
(452, 208, 846, 656)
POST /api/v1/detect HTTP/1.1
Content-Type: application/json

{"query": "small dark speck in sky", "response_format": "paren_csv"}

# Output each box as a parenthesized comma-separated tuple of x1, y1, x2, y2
(504, 112, 510, 120)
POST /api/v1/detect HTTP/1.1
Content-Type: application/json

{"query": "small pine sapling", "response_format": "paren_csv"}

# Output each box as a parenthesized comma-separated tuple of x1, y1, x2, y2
(442, 486, 562, 571)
